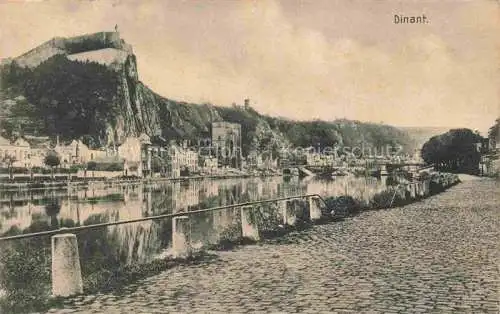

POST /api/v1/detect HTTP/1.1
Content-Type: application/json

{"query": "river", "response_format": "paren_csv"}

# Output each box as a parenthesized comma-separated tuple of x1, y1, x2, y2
(0, 175, 388, 312)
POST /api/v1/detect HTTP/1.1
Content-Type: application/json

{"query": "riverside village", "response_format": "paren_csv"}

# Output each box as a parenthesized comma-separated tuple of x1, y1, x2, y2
(0, 1, 499, 314)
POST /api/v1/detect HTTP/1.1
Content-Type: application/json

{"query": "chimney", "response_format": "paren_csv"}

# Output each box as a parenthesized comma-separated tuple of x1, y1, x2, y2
(244, 99, 250, 109)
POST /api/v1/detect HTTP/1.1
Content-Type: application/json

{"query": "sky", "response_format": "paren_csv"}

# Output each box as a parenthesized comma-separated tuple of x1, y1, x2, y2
(0, 0, 499, 135)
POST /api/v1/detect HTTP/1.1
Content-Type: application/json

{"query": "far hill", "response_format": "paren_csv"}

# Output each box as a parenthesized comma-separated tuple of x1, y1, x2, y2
(400, 127, 453, 149)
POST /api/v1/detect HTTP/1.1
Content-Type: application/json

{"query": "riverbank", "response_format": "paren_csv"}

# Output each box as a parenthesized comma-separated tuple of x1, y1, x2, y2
(324, 172, 460, 219)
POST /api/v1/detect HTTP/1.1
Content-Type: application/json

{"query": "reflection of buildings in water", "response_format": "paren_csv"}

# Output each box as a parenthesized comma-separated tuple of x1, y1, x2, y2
(211, 207, 237, 240)
(0, 177, 390, 240)
(279, 177, 306, 198)
(217, 182, 243, 206)
(0, 203, 48, 234)
(121, 184, 142, 203)
(144, 187, 152, 215)
(174, 181, 200, 212)
(159, 182, 180, 213)
(107, 221, 161, 265)
(181, 180, 201, 210)
(153, 181, 202, 214)
(71, 185, 160, 265)
(303, 177, 386, 202)
(58, 183, 146, 225)
(201, 180, 219, 198)
(0, 189, 68, 204)
(60, 199, 121, 225)
(246, 179, 264, 200)
(260, 177, 280, 199)
(148, 185, 172, 215)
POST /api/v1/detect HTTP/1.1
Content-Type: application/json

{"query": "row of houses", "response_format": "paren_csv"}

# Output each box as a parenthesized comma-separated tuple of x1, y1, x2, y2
(0, 131, 229, 178)
(274, 146, 424, 168)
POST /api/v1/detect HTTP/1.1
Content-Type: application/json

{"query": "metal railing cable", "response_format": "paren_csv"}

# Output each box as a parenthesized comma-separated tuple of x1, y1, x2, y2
(0, 194, 327, 242)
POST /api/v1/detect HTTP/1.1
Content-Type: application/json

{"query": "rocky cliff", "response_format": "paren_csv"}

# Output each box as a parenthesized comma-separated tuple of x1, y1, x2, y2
(0, 31, 223, 147)
(0, 31, 417, 154)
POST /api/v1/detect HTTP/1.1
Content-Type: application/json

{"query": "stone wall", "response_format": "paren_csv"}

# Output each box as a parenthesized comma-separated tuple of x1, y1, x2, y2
(14, 31, 127, 68)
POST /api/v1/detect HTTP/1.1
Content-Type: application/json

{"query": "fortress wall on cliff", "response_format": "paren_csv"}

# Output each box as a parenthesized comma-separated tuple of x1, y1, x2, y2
(15, 38, 66, 68)
(14, 31, 130, 68)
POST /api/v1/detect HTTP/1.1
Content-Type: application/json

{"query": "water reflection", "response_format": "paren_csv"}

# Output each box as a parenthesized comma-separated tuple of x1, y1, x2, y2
(0, 177, 388, 260)
(0, 176, 388, 312)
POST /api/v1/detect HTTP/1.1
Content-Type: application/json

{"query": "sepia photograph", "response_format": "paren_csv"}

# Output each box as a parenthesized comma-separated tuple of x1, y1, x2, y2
(0, 0, 499, 313)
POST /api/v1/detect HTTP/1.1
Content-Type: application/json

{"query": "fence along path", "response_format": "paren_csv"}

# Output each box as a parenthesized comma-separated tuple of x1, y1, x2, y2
(0, 193, 328, 297)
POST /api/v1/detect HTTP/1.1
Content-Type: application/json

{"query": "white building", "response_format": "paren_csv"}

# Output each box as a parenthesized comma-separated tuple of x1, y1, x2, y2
(118, 135, 152, 177)
(0, 136, 32, 167)
(199, 155, 218, 174)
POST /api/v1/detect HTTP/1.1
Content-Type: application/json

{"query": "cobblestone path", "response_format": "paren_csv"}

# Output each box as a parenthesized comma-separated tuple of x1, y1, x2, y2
(46, 177, 500, 313)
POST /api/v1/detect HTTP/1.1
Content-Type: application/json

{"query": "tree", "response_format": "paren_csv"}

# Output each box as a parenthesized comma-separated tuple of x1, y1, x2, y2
(44, 151, 60, 179)
(2, 55, 119, 144)
(421, 128, 482, 174)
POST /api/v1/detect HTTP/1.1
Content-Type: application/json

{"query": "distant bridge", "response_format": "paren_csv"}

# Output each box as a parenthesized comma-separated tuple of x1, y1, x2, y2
(281, 161, 431, 177)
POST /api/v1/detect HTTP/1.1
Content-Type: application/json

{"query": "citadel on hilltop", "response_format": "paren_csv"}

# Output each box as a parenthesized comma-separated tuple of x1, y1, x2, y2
(13, 29, 132, 68)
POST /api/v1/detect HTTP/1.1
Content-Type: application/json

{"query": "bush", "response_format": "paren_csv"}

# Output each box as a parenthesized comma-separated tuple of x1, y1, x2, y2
(0, 240, 52, 314)
(370, 189, 395, 209)
(427, 172, 459, 194)
(325, 195, 363, 218)
(87, 161, 97, 171)
(69, 165, 81, 173)
(370, 186, 412, 209)
(29, 167, 52, 174)
(86, 162, 123, 172)
(104, 163, 123, 172)
(11, 167, 29, 174)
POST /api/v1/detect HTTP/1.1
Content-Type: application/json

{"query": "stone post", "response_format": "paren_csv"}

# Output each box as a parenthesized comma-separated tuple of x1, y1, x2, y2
(410, 183, 416, 199)
(284, 200, 297, 226)
(380, 164, 388, 176)
(380, 175, 387, 187)
(172, 216, 191, 258)
(424, 179, 430, 196)
(277, 200, 287, 223)
(417, 182, 423, 197)
(51, 233, 83, 297)
(308, 196, 322, 221)
(241, 206, 260, 241)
